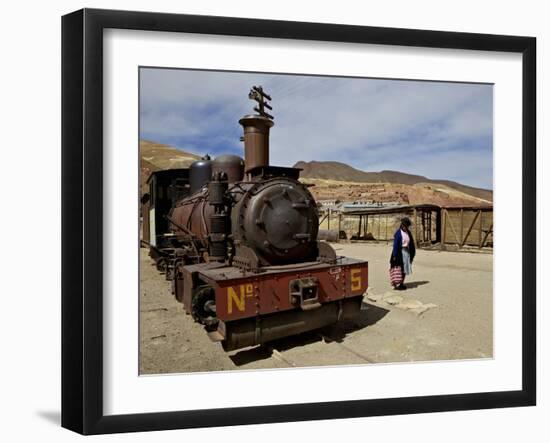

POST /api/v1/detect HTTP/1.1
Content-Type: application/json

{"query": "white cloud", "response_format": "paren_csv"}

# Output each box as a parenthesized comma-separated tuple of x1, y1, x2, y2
(140, 68, 493, 188)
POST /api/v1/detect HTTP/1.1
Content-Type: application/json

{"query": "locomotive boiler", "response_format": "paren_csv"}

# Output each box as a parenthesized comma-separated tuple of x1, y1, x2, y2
(143, 86, 368, 351)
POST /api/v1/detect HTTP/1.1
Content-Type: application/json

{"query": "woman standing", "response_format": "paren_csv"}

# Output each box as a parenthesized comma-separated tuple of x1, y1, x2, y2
(390, 217, 416, 290)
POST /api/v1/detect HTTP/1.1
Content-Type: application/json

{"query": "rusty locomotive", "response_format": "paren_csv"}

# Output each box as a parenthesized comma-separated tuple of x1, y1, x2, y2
(142, 86, 368, 351)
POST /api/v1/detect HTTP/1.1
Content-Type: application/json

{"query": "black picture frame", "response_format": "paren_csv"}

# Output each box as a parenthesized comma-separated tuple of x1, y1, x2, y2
(61, 8, 536, 435)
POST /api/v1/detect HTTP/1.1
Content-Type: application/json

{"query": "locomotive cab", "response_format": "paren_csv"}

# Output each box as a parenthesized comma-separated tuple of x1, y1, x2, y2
(142, 169, 191, 272)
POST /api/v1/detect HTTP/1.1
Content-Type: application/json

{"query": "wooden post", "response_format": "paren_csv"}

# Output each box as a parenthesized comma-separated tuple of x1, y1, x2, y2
(459, 210, 480, 248)
(460, 209, 464, 247)
(327, 208, 331, 230)
(338, 213, 342, 238)
(426, 209, 432, 243)
(441, 209, 447, 250)
(481, 223, 493, 248)
(413, 208, 418, 244)
(358, 215, 362, 239)
(478, 210, 483, 248)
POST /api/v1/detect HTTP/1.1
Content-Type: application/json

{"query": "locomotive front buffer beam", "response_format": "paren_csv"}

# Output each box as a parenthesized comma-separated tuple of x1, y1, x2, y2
(215, 296, 363, 351)
(185, 258, 368, 351)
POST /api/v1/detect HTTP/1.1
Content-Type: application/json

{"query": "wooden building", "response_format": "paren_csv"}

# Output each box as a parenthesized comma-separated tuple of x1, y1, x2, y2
(319, 204, 493, 250)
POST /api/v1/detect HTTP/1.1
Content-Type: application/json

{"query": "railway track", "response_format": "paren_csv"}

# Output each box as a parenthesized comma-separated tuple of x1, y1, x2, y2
(264, 345, 297, 367)
(262, 331, 376, 368)
(318, 333, 377, 364)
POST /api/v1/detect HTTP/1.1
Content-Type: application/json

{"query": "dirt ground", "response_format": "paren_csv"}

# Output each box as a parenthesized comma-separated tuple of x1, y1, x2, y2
(139, 242, 493, 374)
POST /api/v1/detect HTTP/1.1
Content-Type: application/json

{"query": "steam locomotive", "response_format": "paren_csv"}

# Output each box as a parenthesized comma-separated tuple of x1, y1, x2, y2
(142, 86, 368, 351)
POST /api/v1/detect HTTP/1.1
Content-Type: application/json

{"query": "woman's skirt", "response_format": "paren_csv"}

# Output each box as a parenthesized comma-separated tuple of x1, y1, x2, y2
(402, 248, 412, 275)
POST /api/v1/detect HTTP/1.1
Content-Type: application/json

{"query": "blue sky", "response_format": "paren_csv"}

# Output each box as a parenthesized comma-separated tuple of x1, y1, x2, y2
(140, 68, 493, 189)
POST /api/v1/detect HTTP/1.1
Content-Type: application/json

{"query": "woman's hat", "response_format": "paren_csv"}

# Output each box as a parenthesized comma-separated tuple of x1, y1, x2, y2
(401, 217, 412, 227)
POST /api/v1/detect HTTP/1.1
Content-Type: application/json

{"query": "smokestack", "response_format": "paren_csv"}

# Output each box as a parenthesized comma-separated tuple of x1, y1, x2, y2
(240, 86, 274, 174)
(239, 114, 274, 172)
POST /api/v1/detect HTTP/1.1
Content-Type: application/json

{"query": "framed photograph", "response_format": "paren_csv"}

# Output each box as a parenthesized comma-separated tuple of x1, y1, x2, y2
(61, 8, 536, 435)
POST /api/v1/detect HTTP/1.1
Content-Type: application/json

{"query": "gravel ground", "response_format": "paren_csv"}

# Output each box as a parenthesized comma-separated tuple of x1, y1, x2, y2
(139, 242, 493, 374)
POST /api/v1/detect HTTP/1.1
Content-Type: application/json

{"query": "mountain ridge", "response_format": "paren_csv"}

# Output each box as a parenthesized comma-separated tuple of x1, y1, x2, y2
(293, 160, 492, 202)
(139, 140, 492, 206)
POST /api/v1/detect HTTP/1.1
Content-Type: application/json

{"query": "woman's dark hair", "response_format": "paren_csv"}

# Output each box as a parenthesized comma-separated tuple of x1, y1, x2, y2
(401, 217, 412, 227)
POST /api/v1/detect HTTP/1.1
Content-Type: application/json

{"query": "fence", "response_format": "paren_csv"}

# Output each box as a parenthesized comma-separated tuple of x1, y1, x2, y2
(440, 207, 493, 249)
(318, 205, 492, 250)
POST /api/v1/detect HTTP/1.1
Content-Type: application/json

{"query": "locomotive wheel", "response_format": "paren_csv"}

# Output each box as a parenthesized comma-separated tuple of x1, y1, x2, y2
(191, 286, 218, 330)
(156, 257, 168, 273)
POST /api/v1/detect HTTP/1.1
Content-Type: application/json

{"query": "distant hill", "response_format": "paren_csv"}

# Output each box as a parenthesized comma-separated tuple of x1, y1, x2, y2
(294, 160, 492, 203)
(139, 141, 492, 207)
(140, 140, 200, 194)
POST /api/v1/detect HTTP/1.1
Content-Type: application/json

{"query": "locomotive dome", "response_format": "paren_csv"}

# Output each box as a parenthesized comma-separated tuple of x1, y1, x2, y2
(212, 154, 245, 183)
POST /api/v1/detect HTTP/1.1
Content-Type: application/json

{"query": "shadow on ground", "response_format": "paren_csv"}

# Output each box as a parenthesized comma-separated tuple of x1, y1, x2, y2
(36, 410, 60, 425)
(403, 280, 430, 289)
(229, 302, 389, 366)
(325, 302, 389, 342)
